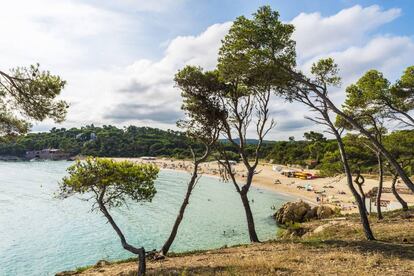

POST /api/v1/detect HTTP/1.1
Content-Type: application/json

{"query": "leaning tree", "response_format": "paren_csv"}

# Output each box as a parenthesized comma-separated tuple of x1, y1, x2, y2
(59, 158, 159, 276)
(366, 66, 414, 128)
(159, 66, 224, 256)
(276, 58, 414, 193)
(341, 71, 391, 219)
(214, 6, 296, 242)
(282, 58, 375, 240)
(0, 64, 68, 135)
(383, 130, 414, 211)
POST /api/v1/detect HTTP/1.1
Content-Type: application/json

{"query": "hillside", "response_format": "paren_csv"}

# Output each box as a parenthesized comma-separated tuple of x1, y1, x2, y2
(0, 126, 194, 158)
(65, 208, 414, 275)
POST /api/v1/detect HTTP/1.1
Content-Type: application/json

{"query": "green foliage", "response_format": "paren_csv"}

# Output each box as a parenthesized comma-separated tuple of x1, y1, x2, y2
(0, 125, 198, 158)
(318, 135, 377, 176)
(383, 130, 414, 175)
(390, 66, 414, 112)
(310, 58, 341, 87)
(345, 66, 414, 127)
(342, 69, 388, 152)
(218, 5, 296, 94)
(174, 66, 225, 142)
(0, 64, 68, 135)
(59, 157, 158, 208)
(267, 134, 336, 168)
(303, 131, 326, 142)
(0, 125, 277, 161)
(303, 131, 327, 163)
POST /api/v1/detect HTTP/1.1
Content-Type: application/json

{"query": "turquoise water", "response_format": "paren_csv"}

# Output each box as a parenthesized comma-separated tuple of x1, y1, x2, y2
(0, 161, 290, 275)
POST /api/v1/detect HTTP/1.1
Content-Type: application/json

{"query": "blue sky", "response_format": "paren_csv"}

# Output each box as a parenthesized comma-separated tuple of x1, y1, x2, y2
(0, 0, 413, 139)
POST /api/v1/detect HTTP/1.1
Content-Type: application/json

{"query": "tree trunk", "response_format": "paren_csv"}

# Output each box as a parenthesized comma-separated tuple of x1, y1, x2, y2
(240, 191, 260, 242)
(334, 131, 375, 240)
(137, 248, 146, 276)
(160, 168, 198, 255)
(356, 183, 368, 214)
(310, 87, 414, 192)
(391, 175, 409, 211)
(98, 200, 147, 275)
(376, 154, 384, 219)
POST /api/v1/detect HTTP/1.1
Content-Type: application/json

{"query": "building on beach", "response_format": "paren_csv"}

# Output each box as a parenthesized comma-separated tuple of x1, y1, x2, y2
(25, 149, 69, 160)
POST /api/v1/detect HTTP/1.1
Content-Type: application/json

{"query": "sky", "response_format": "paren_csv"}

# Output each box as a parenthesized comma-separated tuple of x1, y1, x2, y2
(1, 0, 413, 140)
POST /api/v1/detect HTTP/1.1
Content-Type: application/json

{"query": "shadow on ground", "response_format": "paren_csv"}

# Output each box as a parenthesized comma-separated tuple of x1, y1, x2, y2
(301, 239, 414, 260)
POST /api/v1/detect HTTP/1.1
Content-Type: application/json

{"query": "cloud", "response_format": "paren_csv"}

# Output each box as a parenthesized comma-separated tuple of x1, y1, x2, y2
(99, 22, 232, 124)
(292, 5, 401, 60)
(105, 103, 183, 124)
(277, 118, 314, 131)
(0, 0, 130, 69)
(114, 0, 186, 12)
(3, 2, 413, 140)
(330, 36, 414, 83)
(103, 4, 412, 139)
(300, 35, 414, 105)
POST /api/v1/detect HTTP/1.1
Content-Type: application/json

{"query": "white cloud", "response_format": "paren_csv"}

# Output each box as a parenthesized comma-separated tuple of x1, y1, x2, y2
(2, 2, 413, 139)
(100, 22, 232, 129)
(299, 35, 414, 106)
(332, 36, 414, 82)
(292, 5, 401, 60)
(0, 0, 129, 69)
(115, 0, 186, 12)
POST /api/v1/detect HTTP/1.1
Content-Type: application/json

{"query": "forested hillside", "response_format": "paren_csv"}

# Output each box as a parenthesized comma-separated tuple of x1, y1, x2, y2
(1, 125, 413, 177)
(0, 125, 194, 158)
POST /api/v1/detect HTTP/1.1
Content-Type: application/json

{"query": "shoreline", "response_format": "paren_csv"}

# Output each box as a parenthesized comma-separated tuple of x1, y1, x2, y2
(7, 157, 411, 213)
(164, 167, 315, 205)
(117, 158, 316, 205)
(112, 157, 414, 213)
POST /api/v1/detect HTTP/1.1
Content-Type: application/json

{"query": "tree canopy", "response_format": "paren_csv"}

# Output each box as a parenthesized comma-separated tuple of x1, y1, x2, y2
(0, 64, 68, 135)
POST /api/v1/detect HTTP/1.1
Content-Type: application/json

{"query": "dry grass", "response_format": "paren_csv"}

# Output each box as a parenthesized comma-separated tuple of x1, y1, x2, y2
(75, 209, 414, 276)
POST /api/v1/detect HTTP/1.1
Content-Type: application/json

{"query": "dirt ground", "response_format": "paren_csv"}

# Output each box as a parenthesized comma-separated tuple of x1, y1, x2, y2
(76, 210, 414, 276)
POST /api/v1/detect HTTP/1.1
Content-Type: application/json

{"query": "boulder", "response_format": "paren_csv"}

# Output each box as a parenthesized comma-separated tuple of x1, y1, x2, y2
(274, 201, 335, 225)
(274, 201, 312, 224)
(316, 205, 335, 219)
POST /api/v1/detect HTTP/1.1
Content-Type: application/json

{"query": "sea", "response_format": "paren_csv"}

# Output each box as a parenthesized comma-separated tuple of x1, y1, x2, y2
(0, 161, 291, 275)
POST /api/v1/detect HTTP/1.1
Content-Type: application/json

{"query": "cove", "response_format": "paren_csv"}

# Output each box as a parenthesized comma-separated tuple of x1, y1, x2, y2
(0, 161, 291, 275)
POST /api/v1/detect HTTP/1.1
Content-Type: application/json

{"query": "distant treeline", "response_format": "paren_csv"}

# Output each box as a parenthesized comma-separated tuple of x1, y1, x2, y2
(1, 125, 413, 176)
(0, 125, 194, 158)
(0, 125, 273, 160)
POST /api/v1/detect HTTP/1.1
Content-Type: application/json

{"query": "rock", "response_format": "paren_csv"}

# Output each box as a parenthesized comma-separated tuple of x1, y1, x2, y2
(274, 201, 312, 224)
(304, 206, 317, 221)
(312, 221, 340, 234)
(316, 205, 335, 219)
(274, 201, 335, 225)
(95, 260, 110, 267)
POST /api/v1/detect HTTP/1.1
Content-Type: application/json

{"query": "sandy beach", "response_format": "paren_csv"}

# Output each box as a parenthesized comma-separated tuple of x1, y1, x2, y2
(112, 157, 414, 214)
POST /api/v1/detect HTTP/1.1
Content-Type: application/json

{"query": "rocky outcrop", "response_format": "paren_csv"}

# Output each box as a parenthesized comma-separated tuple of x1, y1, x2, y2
(274, 201, 335, 225)
(316, 205, 335, 219)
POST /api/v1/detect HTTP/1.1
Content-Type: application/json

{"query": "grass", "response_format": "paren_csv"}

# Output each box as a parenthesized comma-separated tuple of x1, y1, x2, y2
(65, 208, 414, 275)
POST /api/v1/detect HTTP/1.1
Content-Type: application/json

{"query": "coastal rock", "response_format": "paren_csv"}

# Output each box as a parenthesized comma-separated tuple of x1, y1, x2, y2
(274, 201, 335, 224)
(316, 205, 335, 219)
(274, 201, 312, 224)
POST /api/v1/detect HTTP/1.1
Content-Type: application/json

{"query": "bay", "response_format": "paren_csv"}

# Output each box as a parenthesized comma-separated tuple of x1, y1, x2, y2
(0, 161, 290, 275)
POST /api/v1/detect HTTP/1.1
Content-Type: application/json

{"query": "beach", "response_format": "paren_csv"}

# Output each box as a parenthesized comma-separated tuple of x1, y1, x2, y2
(113, 157, 414, 213)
